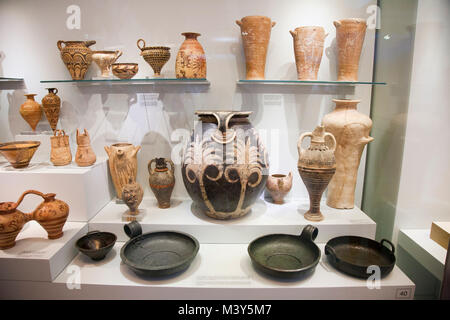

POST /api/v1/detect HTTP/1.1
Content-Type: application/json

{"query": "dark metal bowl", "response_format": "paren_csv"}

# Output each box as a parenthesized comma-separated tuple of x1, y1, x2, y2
(325, 236, 396, 279)
(75, 231, 117, 261)
(120, 221, 199, 277)
(248, 225, 321, 279)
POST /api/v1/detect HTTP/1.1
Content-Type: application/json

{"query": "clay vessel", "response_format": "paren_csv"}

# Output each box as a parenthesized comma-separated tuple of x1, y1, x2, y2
(57, 40, 96, 80)
(92, 50, 122, 77)
(137, 39, 170, 77)
(41, 88, 60, 132)
(50, 130, 72, 166)
(182, 111, 269, 219)
(104, 143, 141, 199)
(298, 126, 336, 221)
(266, 172, 293, 204)
(75, 129, 96, 167)
(0, 190, 69, 249)
(290, 27, 326, 80)
(322, 99, 374, 209)
(112, 63, 138, 79)
(122, 177, 144, 215)
(148, 158, 175, 209)
(175, 33, 206, 79)
(0, 141, 40, 168)
(236, 16, 276, 80)
(334, 19, 367, 81)
(20, 94, 42, 131)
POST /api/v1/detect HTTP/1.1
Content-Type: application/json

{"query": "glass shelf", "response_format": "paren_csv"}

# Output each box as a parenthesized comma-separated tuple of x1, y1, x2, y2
(0, 77, 24, 82)
(237, 79, 387, 85)
(40, 78, 210, 85)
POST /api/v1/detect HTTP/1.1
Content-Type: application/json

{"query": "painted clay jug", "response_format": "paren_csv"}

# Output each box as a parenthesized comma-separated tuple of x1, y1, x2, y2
(290, 26, 326, 80)
(0, 190, 69, 249)
(182, 111, 269, 219)
(322, 99, 374, 209)
(137, 39, 170, 77)
(104, 143, 141, 199)
(50, 130, 72, 166)
(41, 88, 60, 132)
(175, 33, 206, 79)
(20, 94, 42, 131)
(297, 126, 336, 221)
(266, 172, 293, 204)
(236, 16, 276, 80)
(334, 19, 367, 81)
(91, 50, 122, 77)
(122, 177, 144, 215)
(57, 40, 96, 80)
(148, 158, 175, 209)
(75, 129, 96, 167)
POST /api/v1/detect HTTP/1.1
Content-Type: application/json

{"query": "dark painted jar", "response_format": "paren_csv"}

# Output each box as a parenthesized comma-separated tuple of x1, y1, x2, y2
(181, 111, 269, 219)
(148, 158, 175, 209)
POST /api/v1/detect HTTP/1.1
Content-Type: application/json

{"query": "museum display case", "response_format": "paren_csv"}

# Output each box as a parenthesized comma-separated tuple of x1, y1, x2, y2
(0, 0, 448, 301)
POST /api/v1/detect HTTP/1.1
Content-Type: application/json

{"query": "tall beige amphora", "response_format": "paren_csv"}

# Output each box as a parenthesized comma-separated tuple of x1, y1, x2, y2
(290, 27, 326, 80)
(236, 16, 276, 80)
(104, 143, 141, 199)
(322, 99, 374, 209)
(334, 19, 367, 81)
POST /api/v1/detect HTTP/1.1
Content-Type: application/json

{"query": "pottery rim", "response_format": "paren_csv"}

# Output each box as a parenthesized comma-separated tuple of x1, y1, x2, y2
(181, 32, 201, 38)
(112, 63, 138, 66)
(24, 93, 37, 99)
(332, 99, 361, 104)
(0, 141, 40, 151)
(271, 174, 287, 178)
(111, 142, 133, 148)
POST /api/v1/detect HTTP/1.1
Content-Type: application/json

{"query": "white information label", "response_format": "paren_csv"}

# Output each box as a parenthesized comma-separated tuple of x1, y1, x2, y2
(262, 94, 283, 107)
(395, 288, 412, 299)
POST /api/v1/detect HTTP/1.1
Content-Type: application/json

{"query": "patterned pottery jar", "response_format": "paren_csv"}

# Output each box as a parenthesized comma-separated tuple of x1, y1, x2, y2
(20, 94, 42, 132)
(112, 63, 138, 79)
(148, 158, 175, 209)
(57, 40, 96, 80)
(175, 32, 206, 79)
(181, 111, 269, 219)
(41, 88, 60, 132)
(137, 39, 170, 77)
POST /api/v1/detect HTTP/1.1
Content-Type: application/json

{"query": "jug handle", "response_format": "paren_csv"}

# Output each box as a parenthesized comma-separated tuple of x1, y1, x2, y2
(235, 20, 242, 27)
(333, 20, 341, 28)
(324, 132, 337, 152)
(57, 40, 65, 51)
(289, 30, 296, 38)
(165, 158, 175, 174)
(115, 50, 123, 60)
(15, 190, 55, 208)
(84, 40, 96, 47)
(297, 132, 312, 155)
(137, 39, 146, 51)
(148, 158, 156, 175)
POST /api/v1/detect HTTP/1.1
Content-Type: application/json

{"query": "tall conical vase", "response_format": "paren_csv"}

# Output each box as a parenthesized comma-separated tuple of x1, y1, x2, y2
(322, 99, 374, 209)
(175, 33, 206, 79)
(20, 94, 42, 132)
(297, 126, 336, 222)
(290, 26, 326, 80)
(41, 88, 60, 132)
(334, 19, 367, 81)
(236, 16, 275, 80)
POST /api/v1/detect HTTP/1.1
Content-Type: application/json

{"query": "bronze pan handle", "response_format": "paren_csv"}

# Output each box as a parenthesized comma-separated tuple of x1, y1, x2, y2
(325, 244, 340, 263)
(380, 239, 395, 254)
(124, 221, 142, 239)
(299, 224, 318, 242)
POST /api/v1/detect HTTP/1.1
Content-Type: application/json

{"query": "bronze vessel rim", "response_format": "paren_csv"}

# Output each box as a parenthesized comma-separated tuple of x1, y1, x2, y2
(0, 141, 41, 151)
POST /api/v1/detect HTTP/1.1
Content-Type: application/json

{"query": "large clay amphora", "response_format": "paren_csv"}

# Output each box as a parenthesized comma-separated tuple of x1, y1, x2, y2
(322, 99, 373, 209)
(57, 40, 96, 80)
(41, 88, 60, 132)
(20, 94, 42, 131)
(175, 32, 206, 79)
(334, 19, 367, 81)
(148, 158, 175, 209)
(290, 26, 326, 80)
(50, 130, 72, 166)
(182, 111, 269, 219)
(298, 126, 336, 221)
(236, 16, 276, 80)
(104, 143, 141, 199)
(75, 129, 96, 167)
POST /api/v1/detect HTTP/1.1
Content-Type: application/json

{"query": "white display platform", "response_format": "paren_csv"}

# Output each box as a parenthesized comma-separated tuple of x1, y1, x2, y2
(0, 243, 414, 300)
(90, 198, 376, 243)
(0, 158, 113, 221)
(398, 229, 447, 280)
(0, 221, 87, 282)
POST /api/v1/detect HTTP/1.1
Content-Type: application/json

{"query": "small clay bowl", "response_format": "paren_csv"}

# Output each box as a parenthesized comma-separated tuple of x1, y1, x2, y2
(76, 231, 117, 261)
(0, 141, 40, 168)
(112, 63, 138, 79)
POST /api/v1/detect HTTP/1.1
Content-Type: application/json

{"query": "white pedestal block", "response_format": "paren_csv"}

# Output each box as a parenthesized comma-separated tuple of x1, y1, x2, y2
(0, 243, 415, 300)
(0, 158, 113, 221)
(90, 198, 376, 243)
(15, 132, 53, 163)
(0, 221, 88, 282)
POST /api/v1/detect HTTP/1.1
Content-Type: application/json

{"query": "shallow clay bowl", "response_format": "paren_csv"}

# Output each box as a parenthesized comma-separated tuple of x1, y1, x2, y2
(76, 231, 117, 261)
(0, 141, 40, 168)
(112, 63, 139, 79)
